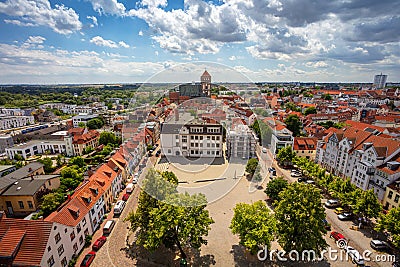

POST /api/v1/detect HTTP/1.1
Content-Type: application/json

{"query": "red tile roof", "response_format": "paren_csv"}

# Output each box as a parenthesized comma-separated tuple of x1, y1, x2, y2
(45, 197, 89, 227)
(0, 213, 52, 266)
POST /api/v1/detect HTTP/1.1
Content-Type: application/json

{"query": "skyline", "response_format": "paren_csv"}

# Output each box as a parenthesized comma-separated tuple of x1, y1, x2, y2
(0, 0, 399, 84)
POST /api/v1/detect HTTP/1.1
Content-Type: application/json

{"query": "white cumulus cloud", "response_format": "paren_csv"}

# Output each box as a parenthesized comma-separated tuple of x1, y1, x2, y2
(90, 36, 130, 48)
(86, 0, 126, 16)
(0, 0, 82, 34)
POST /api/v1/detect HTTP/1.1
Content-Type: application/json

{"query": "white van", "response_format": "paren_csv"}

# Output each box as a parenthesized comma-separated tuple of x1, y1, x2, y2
(103, 219, 115, 235)
(113, 200, 126, 216)
(126, 183, 134, 193)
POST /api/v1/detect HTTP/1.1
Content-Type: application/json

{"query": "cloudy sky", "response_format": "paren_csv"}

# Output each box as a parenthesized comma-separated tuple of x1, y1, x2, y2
(0, 0, 399, 84)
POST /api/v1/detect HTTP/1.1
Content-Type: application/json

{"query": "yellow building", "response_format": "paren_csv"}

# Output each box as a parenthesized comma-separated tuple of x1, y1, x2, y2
(293, 137, 318, 161)
(0, 175, 60, 217)
(383, 180, 400, 210)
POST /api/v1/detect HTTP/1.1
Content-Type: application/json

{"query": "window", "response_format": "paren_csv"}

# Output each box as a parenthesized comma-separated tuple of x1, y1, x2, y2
(58, 244, 64, 256)
(55, 233, 61, 244)
(18, 201, 24, 209)
(47, 256, 55, 267)
(77, 224, 81, 233)
(82, 218, 86, 226)
(395, 194, 399, 203)
(73, 243, 78, 252)
(79, 235, 84, 244)
(388, 191, 393, 199)
(84, 229, 89, 236)
(27, 201, 33, 209)
(47, 246, 51, 252)
(70, 231, 76, 241)
(61, 257, 67, 267)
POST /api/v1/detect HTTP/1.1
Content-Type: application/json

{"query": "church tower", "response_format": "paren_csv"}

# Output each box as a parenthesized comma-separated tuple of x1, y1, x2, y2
(201, 70, 211, 96)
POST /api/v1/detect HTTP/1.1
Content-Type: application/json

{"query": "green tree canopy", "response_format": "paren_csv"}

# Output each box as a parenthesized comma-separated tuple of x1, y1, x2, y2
(375, 207, 400, 248)
(274, 183, 328, 255)
(284, 114, 302, 137)
(353, 189, 382, 220)
(78, 122, 86, 128)
(125, 169, 213, 260)
(86, 118, 104, 129)
(41, 192, 65, 216)
(230, 201, 276, 254)
(68, 156, 85, 168)
(245, 158, 259, 176)
(38, 157, 54, 174)
(304, 106, 317, 116)
(99, 131, 117, 146)
(264, 177, 289, 202)
(276, 146, 296, 166)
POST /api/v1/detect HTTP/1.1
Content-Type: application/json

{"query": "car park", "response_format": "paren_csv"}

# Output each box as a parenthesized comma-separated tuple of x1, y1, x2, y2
(345, 246, 365, 266)
(92, 236, 107, 251)
(370, 240, 391, 251)
(325, 199, 340, 208)
(80, 251, 96, 267)
(338, 212, 354, 221)
(330, 231, 346, 242)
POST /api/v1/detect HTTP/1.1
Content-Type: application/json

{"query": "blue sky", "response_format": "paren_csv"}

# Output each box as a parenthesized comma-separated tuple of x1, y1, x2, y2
(0, 0, 399, 84)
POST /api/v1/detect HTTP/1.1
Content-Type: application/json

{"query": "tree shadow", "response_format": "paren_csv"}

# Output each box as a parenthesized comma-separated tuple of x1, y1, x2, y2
(188, 247, 216, 266)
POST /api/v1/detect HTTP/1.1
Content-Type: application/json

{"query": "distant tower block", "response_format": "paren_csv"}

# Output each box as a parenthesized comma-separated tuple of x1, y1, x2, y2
(373, 73, 387, 89)
(201, 70, 211, 96)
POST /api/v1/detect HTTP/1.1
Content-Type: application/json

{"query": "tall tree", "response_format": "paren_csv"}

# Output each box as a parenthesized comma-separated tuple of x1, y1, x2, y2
(86, 118, 104, 129)
(264, 177, 288, 202)
(125, 169, 213, 261)
(304, 106, 317, 115)
(276, 146, 296, 166)
(245, 158, 259, 176)
(284, 114, 302, 137)
(99, 131, 117, 146)
(375, 207, 400, 248)
(40, 192, 65, 216)
(275, 183, 327, 256)
(230, 201, 276, 254)
(353, 189, 382, 220)
(38, 157, 54, 174)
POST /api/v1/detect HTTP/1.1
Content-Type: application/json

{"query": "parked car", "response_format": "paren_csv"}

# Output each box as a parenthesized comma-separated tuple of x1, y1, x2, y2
(330, 231, 346, 242)
(290, 171, 302, 177)
(345, 246, 365, 266)
(92, 236, 107, 251)
(338, 212, 354, 221)
(122, 193, 130, 201)
(325, 199, 340, 208)
(268, 167, 276, 173)
(155, 150, 161, 157)
(80, 251, 96, 267)
(370, 240, 390, 251)
(334, 207, 345, 214)
(262, 147, 267, 153)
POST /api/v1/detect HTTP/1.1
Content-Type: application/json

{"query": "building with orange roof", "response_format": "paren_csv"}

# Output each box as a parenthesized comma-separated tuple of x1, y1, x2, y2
(316, 126, 400, 201)
(293, 137, 318, 160)
(89, 163, 117, 212)
(0, 211, 75, 267)
(64, 127, 100, 156)
(45, 195, 93, 266)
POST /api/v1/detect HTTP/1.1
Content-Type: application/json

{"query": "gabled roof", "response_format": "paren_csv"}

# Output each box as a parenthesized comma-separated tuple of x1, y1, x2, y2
(74, 180, 105, 210)
(0, 212, 52, 266)
(2, 175, 60, 196)
(0, 162, 45, 191)
(45, 197, 89, 227)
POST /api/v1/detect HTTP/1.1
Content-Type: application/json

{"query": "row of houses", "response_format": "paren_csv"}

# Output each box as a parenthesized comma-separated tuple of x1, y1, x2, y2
(0, 125, 147, 266)
(315, 121, 400, 210)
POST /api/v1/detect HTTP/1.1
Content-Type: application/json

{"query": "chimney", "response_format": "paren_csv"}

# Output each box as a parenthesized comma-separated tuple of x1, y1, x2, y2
(175, 109, 179, 121)
(28, 167, 32, 172)
(67, 194, 71, 200)
(31, 174, 34, 181)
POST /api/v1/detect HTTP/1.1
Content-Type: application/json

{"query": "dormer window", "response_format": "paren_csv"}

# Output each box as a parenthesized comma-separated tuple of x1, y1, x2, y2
(90, 187, 99, 196)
